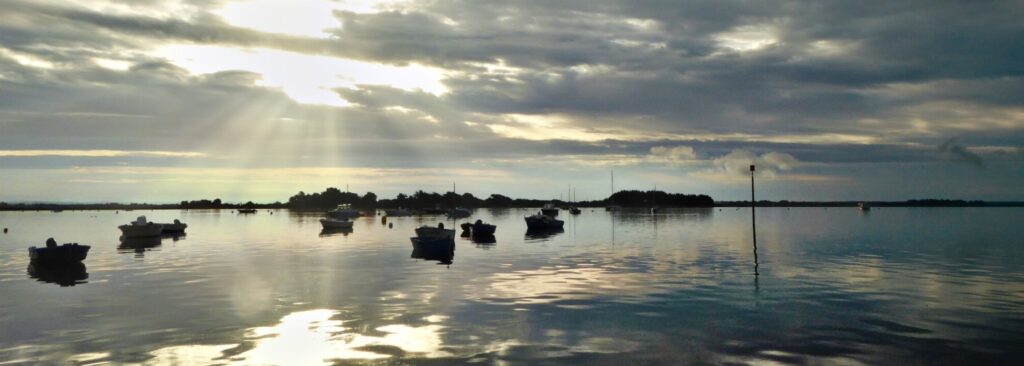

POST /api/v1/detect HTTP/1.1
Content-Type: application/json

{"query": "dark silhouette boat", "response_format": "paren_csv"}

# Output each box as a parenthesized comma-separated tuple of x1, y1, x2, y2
(525, 227, 565, 239)
(238, 208, 258, 214)
(411, 223, 455, 264)
(158, 219, 187, 233)
(525, 212, 564, 230)
(472, 219, 497, 235)
(28, 238, 90, 264)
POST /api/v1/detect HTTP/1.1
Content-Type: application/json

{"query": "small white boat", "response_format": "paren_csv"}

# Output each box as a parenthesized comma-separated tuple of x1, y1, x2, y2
(320, 218, 354, 229)
(327, 204, 361, 219)
(858, 202, 871, 211)
(385, 208, 412, 217)
(119, 216, 163, 238)
(158, 219, 187, 233)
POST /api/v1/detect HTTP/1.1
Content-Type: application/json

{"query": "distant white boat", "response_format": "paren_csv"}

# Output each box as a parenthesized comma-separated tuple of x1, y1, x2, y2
(858, 202, 871, 211)
(320, 218, 354, 229)
(327, 204, 361, 219)
(119, 216, 163, 238)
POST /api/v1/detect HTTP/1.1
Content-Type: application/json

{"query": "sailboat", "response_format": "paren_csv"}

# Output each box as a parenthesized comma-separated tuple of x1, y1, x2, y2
(605, 171, 621, 211)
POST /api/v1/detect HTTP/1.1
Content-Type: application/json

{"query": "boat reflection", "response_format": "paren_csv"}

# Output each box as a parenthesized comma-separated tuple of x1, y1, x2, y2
(411, 241, 455, 265)
(471, 233, 497, 245)
(525, 227, 565, 240)
(161, 232, 187, 242)
(118, 236, 162, 256)
(27, 262, 88, 287)
(319, 227, 354, 237)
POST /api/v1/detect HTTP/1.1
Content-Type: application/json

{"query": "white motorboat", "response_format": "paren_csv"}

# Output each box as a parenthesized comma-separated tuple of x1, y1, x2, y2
(327, 204, 361, 219)
(320, 218, 354, 229)
(119, 216, 163, 238)
(858, 202, 871, 211)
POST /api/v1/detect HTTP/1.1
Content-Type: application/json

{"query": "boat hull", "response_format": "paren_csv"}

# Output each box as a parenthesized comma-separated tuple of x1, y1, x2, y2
(320, 219, 354, 229)
(28, 244, 90, 264)
(472, 223, 497, 236)
(415, 227, 456, 240)
(160, 223, 187, 232)
(118, 224, 164, 238)
(525, 216, 564, 230)
(410, 237, 455, 264)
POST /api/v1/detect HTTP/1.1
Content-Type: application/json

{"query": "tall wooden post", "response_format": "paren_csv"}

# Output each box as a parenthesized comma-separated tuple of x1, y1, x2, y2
(751, 165, 759, 276)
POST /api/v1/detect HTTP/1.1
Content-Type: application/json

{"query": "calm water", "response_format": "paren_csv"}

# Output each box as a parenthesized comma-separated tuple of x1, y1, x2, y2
(1, 208, 1023, 365)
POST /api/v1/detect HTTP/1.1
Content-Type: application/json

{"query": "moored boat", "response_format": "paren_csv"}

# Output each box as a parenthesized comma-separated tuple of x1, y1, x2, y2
(238, 208, 257, 214)
(119, 216, 163, 238)
(569, 207, 582, 215)
(858, 202, 871, 211)
(541, 203, 559, 217)
(525, 212, 564, 230)
(320, 218, 354, 229)
(411, 223, 456, 264)
(327, 204, 361, 219)
(472, 219, 497, 236)
(415, 223, 456, 240)
(159, 219, 187, 233)
(28, 238, 90, 264)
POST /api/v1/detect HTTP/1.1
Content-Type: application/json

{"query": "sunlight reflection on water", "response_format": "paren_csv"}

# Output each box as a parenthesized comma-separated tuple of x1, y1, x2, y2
(144, 309, 445, 364)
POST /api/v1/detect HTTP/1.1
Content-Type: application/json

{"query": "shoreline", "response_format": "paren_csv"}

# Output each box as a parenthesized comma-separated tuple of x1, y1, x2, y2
(2, 202, 1022, 211)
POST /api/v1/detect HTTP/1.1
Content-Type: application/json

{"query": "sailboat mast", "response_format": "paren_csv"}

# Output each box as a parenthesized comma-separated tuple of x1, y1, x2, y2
(611, 171, 615, 194)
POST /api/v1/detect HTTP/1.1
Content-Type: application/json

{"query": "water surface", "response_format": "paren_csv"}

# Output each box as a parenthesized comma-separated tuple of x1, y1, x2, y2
(1, 208, 1022, 364)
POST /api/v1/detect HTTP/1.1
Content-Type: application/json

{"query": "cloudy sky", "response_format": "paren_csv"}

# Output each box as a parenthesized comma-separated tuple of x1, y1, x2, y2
(1, 0, 1022, 203)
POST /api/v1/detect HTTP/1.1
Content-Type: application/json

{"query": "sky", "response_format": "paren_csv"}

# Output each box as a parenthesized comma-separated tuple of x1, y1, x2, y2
(1, 0, 1022, 203)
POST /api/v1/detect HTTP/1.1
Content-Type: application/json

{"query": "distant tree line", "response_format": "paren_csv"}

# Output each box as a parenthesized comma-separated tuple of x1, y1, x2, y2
(607, 190, 715, 207)
(286, 187, 377, 209)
